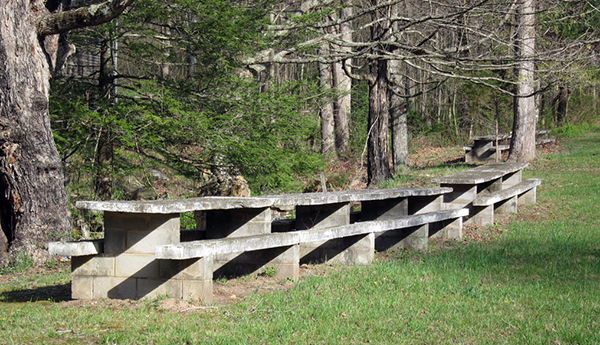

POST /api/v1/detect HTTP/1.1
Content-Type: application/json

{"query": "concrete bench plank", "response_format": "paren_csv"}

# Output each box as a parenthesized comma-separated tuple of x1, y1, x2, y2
(156, 209, 469, 260)
(76, 197, 277, 214)
(76, 187, 453, 214)
(473, 133, 512, 141)
(432, 162, 528, 185)
(473, 179, 541, 206)
(49, 239, 104, 256)
(536, 138, 556, 145)
(267, 187, 452, 207)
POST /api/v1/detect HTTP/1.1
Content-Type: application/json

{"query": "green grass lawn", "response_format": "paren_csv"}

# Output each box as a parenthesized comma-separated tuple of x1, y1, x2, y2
(1, 127, 600, 344)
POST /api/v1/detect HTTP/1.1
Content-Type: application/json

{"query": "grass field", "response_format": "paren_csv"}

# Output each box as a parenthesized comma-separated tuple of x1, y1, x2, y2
(1, 126, 599, 344)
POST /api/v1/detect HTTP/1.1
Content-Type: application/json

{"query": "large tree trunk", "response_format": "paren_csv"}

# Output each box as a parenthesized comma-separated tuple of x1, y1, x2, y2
(0, 0, 134, 265)
(554, 85, 570, 126)
(509, 0, 537, 163)
(332, 0, 352, 156)
(389, 59, 409, 173)
(367, 59, 391, 186)
(319, 43, 336, 157)
(0, 0, 70, 265)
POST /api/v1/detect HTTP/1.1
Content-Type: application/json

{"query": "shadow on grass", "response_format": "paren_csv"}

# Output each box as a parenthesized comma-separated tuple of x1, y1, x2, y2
(0, 283, 71, 303)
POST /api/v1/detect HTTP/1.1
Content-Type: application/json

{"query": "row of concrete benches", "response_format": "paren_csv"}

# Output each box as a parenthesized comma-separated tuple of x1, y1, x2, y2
(50, 162, 540, 302)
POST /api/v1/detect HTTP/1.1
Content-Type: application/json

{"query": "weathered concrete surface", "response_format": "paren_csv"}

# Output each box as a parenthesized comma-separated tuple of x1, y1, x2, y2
(49, 240, 103, 256)
(75, 187, 453, 214)
(468, 178, 541, 226)
(473, 179, 541, 206)
(432, 163, 528, 185)
(155, 208, 469, 260)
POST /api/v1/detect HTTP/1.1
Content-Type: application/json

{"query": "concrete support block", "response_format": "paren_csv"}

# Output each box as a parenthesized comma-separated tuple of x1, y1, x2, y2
(503, 170, 522, 188)
(375, 224, 428, 252)
(496, 195, 518, 214)
(430, 217, 463, 239)
(296, 203, 355, 264)
(136, 279, 183, 299)
(467, 205, 494, 226)
(361, 198, 407, 221)
(267, 244, 299, 281)
(205, 207, 271, 238)
(401, 224, 429, 251)
(104, 212, 181, 254)
(518, 187, 537, 205)
(213, 245, 299, 280)
(115, 254, 159, 278)
(72, 212, 185, 300)
(98, 277, 137, 299)
(180, 257, 213, 302)
(72, 254, 115, 277)
(442, 184, 477, 209)
(296, 203, 350, 230)
(409, 195, 443, 214)
(71, 276, 94, 300)
(479, 178, 503, 194)
(300, 233, 374, 265)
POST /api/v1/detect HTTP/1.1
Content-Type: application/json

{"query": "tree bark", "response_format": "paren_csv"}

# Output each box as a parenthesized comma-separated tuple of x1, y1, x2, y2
(332, 0, 352, 156)
(509, 0, 537, 163)
(0, 0, 70, 265)
(319, 43, 336, 157)
(367, 59, 391, 186)
(0, 0, 134, 265)
(389, 59, 409, 173)
(554, 85, 570, 126)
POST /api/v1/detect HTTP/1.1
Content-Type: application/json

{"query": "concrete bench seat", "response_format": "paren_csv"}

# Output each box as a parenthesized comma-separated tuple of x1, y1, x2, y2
(49, 239, 104, 257)
(432, 162, 527, 187)
(536, 137, 556, 145)
(153, 208, 468, 302)
(156, 208, 469, 260)
(473, 178, 541, 206)
(431, 162, 537, 226)
(469, 178, 541, 225)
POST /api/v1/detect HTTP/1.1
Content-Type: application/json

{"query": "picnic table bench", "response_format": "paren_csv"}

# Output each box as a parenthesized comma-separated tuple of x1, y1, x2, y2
(50, 187, 465, 302)
(464, 130, 555, 163)
(432, 162, 540, 225)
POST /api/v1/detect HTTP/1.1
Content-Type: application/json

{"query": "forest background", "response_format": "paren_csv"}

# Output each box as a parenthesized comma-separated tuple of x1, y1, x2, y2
(50, 0, 599, 197)
(1, 0, 600, 263)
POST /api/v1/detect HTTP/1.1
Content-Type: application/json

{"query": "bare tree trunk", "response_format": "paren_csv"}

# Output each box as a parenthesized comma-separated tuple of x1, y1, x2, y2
(509, 0, 537, 163)
(554, 85, 570, 126)
(389, 59, 409, 173)
(367, 59, 391, 185)
(332, 0, 352, 155)
(319, 43, 336, 157)
(0, 0, 70, 265)
(94, 39, 115, 200)
(44, 0, 75, 77)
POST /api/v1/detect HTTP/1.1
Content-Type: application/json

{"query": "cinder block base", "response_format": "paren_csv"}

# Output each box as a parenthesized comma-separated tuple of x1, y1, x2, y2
(213, 244, 299, 280)
(468, 205, 494, 226)
(518, 187, 537, 205)
(300, 233, 374, 265)
(205, 208, 271, 238)
(429, 217, 463, 239)
(375, 224, 428, 252)
(496, 196, 518, 214)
